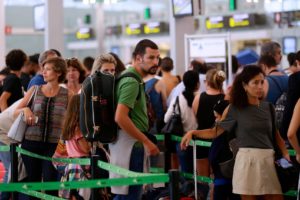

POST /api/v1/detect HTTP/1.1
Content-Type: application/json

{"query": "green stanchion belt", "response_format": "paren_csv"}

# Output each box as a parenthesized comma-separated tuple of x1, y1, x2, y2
(0, 140, 297, 197)
(16, 146, 90, 165)
(20, 190, 65, 200)
(98, 160, 159, 177)
(154, 134, 298, 196)
(0, 175, 169, 192)
(0, 145, 10, 152)
(155, 134, 296, 156)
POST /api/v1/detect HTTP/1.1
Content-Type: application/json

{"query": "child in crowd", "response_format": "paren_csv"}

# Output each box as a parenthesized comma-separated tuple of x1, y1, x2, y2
(208, 100, 240, 200)
(59, 94, 91, 200)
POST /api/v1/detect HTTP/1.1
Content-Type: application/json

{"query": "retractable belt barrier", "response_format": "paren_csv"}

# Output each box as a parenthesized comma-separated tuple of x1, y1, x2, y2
(0, 133, 297, 198)
(154, 134, 298, 197)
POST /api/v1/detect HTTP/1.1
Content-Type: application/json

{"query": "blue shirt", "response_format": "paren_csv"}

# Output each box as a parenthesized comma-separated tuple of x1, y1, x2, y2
(27, 74, 46, 90)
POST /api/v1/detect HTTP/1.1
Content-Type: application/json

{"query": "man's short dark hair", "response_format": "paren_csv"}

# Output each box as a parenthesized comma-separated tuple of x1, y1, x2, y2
(258, 55, 277, 68)
(161, 57, 174, 72)
(29, 53, 40, 64)
(287, 52, 296, 66)
(132, 39, 158, 59)
(83, 56, 94, 71)
(5, 49, 27, 71)
(191, 60, 207, 74)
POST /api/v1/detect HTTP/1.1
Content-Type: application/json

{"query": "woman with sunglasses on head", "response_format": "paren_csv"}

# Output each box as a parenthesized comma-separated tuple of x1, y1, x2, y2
(14, 57, 71, 199)
(64, 58, 86, 94)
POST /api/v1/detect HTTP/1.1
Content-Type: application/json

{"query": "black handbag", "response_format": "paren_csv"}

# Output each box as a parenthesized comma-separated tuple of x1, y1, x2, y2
(161, 96, 184, 137)
(269, 103, 299, 193)
(218, 137, 238, 179)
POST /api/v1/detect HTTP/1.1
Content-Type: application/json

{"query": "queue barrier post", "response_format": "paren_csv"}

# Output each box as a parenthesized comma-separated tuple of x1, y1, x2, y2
(164, 133, 171, 173)
(10, 143, 18, 200)
(91, 155, 100, 200)
(169, 169, 180, 200)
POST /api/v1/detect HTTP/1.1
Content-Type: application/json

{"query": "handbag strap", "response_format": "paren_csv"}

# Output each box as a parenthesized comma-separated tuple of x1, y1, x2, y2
(27, 86, 38, 110)
(173, 96, 181, 115)
(269, 103, 281, 158)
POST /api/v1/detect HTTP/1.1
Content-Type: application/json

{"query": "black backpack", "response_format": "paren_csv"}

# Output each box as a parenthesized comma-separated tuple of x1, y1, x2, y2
(80, 71, 141, 143)
(268, 76, 287, 130)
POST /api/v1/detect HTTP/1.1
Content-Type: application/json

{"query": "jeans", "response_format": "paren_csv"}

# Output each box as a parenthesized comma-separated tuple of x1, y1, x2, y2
(0, 142, 10, 200)
(114, 142, 144, 200)
(176, 142, 193, 174)
(21, 140, 58, 200)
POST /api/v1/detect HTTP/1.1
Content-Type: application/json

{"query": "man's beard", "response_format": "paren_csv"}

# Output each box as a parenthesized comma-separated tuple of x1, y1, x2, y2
(141, 65, 158, 75)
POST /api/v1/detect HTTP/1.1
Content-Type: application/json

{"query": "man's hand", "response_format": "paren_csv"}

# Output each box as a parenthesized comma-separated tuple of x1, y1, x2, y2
(143, 140, 160, 156)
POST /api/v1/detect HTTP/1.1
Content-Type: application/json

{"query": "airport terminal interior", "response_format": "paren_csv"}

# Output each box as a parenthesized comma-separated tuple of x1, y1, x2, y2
(1, 0, 300, 199)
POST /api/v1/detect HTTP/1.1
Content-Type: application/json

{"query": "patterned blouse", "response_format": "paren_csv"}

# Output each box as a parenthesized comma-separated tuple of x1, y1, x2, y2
(24, 86, 68, 143)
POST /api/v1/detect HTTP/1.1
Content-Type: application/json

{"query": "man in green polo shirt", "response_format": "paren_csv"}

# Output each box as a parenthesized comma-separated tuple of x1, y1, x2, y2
(109, 39, 160, 200)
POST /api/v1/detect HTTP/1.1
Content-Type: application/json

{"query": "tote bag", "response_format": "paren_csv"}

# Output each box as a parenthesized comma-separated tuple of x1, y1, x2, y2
(7, 86, 38, 142)
(0, 98, 22, 132)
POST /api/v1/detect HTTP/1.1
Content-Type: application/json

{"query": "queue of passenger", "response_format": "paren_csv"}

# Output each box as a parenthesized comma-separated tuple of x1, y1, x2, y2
(0, 40, 300, 200)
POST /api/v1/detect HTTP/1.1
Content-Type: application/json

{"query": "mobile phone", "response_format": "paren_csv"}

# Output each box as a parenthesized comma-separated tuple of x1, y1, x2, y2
(277, 158, 293, 168)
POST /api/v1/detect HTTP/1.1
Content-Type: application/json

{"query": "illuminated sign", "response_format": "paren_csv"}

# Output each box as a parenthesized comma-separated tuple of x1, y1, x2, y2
(125, 22, 169, 36)
(125, 23, 142, 35)
(206, 16, 226, 29)
(229, 14, 253, 28)
(144, 22, 161, 34)
(76, 27, 93, 39)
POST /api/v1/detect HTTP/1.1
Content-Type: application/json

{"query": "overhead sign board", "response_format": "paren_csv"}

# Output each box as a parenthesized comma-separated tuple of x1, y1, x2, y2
(229, 14, 254, 28)
(189, 38, 226, 58)
(206, 16, 227, 29)
(144, 22, 161, 34)
(125, 23, 142, 35)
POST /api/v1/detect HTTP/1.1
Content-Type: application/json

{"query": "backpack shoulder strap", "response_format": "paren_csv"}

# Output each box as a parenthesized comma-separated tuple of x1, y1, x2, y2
(145, 78, 158, 95)
(116, 72, 143, 100)
(268, 76, 284, 94)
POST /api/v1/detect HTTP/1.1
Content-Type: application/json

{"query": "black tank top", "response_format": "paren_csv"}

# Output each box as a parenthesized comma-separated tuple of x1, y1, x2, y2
(196, 92, 225, 130)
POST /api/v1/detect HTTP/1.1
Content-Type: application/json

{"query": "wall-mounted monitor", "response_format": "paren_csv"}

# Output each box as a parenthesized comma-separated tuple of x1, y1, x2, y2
(172, 0, 193, 17)
(283, 36, 297, 55)
(33, 4, 45, 31)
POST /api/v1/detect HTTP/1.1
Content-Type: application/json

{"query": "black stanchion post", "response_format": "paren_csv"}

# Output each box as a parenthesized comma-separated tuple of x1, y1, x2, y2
(164, 133, 171, 173)
(91, 154, 100, 200)
(169, 169, 180, 200)
(10, 143, 18, 200)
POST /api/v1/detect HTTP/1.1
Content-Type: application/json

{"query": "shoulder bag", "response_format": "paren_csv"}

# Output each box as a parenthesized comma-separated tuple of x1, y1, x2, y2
(7, 86, 38, 143)
(161, 96, 184, 137)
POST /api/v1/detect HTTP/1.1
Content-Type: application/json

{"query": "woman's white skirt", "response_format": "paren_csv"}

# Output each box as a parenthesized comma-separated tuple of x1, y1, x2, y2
(232, 148, 282, 195)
